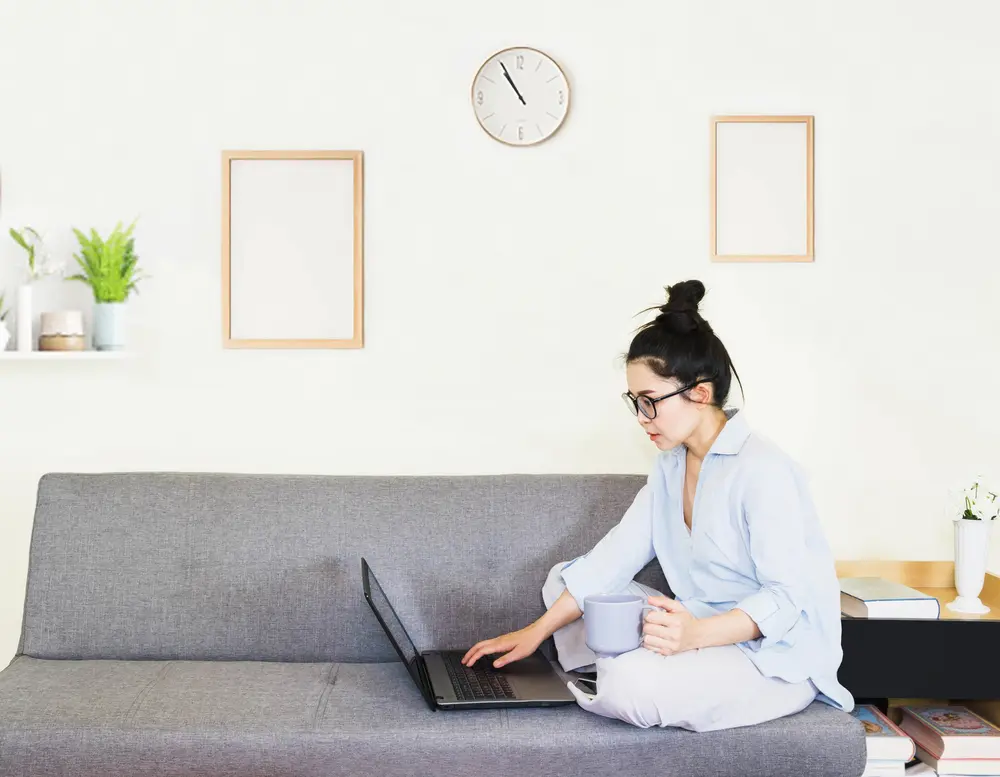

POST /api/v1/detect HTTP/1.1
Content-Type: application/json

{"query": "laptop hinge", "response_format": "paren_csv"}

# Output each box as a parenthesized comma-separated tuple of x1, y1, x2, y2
(414, 656, 437, 711)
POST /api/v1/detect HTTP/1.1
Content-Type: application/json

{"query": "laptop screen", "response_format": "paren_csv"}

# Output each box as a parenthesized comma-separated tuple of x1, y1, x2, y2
(362, 559, 420, 668)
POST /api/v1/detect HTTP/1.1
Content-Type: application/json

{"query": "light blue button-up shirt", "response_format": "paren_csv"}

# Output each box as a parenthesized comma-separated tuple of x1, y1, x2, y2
(561, 408, 853, 711)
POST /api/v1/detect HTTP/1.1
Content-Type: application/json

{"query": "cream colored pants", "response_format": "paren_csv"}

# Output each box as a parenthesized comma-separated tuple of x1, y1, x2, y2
(543, 561, 817, 732)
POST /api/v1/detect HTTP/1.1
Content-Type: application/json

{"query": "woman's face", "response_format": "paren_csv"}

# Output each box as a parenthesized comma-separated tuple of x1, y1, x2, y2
(625, 361, 708, 451)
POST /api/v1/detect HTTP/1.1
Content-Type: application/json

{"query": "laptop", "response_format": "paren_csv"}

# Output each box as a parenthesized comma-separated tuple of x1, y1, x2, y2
(361, 557, 577, 710)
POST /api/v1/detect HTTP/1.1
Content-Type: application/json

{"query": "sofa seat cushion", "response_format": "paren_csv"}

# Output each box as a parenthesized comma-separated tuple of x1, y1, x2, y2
(0, 656, 865, 777)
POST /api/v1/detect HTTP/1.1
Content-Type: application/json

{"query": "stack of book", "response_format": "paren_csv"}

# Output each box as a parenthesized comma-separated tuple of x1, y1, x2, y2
(899, 705, 1000, 774)
(852, 704, 916, 776)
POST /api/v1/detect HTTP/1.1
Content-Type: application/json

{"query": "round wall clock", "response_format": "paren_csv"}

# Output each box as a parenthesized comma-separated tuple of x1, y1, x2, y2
(471, 47, 570, 146)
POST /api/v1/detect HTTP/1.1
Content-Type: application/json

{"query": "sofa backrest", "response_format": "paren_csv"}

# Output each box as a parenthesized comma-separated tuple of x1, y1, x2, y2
(19, 472, 666, 662)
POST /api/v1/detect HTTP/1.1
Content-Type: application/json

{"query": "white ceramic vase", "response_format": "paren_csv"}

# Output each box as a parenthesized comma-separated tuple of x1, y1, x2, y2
(16, 284, 33, 352)
(93, 301, 127, 351)
(947, 518, 993, 614)
(0, 319, 11, 351)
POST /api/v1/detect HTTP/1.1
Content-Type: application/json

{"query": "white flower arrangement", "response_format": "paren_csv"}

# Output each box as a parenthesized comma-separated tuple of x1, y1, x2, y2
(9, 227, 65, 282)
(962, 479, 999, 521)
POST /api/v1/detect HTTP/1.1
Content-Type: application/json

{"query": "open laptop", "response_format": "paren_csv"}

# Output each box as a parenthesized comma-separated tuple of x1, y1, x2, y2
(361, 557, 577, 711)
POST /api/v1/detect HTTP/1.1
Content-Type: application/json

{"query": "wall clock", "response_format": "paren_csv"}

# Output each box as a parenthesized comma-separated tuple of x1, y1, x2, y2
(471, 47, 570, 146)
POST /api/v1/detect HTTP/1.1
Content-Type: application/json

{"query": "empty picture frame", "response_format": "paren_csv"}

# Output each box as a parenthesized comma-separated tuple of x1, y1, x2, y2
(222, 150, 364, 348)
(711, 116, 814, 262)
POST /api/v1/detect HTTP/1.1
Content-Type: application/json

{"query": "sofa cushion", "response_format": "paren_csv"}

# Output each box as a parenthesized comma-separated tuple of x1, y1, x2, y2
(0, 656, 865, 777)
(20, 473, 662, 662)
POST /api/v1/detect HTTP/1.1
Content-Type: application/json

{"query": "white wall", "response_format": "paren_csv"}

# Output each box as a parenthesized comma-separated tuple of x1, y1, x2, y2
(1, 0, 999, 665)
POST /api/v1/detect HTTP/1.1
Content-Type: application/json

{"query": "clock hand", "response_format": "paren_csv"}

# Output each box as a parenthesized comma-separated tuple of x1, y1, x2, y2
(499, 60, 527, 106)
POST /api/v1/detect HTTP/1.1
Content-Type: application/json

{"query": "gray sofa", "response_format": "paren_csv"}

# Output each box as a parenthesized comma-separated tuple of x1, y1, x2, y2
(0, 472, 866, 777)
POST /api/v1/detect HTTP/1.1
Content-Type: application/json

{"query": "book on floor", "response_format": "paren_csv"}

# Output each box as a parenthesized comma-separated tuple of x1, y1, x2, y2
(853, 704, 917, 763)
(839, 577, 941, 619)
(899, 705, 1000, 761)
(914, 745, 1000, 775)
(863, 760, 906, 777)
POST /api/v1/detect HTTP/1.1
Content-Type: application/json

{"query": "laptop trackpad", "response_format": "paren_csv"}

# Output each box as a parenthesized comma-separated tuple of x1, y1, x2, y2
(493, 651, 554, 675)
(501, 652, 575, 700)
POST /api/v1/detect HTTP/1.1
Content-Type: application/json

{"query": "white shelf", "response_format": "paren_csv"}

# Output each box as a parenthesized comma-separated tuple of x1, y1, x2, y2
(0, 351, 132, 360)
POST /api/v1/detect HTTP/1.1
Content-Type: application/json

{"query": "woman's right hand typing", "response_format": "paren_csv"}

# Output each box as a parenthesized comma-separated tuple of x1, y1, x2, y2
(461, 589, 583, 669)
(462, 624, 546, 669)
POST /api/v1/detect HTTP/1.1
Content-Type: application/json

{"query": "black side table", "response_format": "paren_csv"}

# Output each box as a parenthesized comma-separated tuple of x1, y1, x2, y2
(836, 561, 1000, 701)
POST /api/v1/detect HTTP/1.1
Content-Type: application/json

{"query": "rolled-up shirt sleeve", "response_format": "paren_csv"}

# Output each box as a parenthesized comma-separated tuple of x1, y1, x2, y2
(735, 461, 811, 648)
(559, 480, 656, 611)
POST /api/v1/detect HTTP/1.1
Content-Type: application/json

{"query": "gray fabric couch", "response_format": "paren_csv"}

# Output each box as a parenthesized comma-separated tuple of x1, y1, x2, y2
(0, 472, 866, 776)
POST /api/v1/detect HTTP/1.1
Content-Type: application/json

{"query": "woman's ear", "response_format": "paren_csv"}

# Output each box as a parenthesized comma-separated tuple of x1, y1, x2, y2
(689, 381, 714, 406)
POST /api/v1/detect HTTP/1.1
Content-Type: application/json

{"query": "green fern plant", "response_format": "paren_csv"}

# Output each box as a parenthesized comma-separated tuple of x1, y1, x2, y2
(68, 220, 147, 303)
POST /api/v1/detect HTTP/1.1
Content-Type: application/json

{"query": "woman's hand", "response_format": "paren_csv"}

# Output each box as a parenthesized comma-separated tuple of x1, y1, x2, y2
(462, 624, 546, 669)
(641, 596, 701, 656)
(463, 590, 583, 669)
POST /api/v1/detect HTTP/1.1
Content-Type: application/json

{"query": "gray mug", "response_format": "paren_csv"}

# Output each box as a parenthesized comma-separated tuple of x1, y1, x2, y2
(583, 594, 663, 658)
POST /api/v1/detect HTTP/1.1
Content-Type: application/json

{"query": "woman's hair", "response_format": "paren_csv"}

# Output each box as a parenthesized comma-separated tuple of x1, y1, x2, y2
(626, 280, 742, 408)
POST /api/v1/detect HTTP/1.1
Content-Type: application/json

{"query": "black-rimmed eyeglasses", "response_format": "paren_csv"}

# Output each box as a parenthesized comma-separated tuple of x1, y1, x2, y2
(622, 380, 710, 420)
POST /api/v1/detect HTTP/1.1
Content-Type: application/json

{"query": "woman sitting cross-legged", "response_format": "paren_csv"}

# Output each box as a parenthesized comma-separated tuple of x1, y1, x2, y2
(462, 280, 853, 732)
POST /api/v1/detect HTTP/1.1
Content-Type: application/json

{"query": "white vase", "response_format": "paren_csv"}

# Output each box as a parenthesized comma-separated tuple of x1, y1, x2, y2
(0, 319, 10, 351)
(16, 284, 33, 352)
(947, 518, 993, 614)
(93, 301, 127, 351)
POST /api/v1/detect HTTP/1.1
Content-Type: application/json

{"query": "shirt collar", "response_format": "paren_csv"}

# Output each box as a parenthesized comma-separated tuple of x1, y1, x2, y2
(669, 407, 750, 458)
(709, 407, 751, 455)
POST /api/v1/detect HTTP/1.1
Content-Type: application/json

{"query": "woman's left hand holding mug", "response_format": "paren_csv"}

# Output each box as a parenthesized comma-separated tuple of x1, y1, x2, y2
(641, 596, 700, 656)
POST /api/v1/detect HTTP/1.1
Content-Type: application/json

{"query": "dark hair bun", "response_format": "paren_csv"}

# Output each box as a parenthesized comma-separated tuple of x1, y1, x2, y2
(663, 280, 705, 311)
(655, 280, 707, 333)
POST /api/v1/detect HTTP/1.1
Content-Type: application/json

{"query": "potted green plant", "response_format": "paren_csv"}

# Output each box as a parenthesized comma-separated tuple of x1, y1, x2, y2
(67, 220, 147, 351)
(9, 227, 63, 352)
(947, 479, 997, 615)
(0, 291, 10, 351)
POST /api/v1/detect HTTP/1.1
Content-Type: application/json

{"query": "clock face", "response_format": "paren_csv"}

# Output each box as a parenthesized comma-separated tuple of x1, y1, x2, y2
(472, 47, 570, 146)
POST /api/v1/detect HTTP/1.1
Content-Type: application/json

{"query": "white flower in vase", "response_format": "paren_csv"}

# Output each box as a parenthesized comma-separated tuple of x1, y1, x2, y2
(9, 227, 67, 352)
(948, 477, 997, 615)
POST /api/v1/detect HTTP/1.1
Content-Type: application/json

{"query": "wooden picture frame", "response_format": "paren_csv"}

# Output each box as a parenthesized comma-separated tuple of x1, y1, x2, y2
(711, 116, 814, 262)
(222, 150, 364, 348)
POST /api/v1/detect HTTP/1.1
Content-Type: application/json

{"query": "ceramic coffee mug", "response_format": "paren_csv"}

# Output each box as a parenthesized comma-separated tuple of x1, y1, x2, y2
(583, 594, 663, 658)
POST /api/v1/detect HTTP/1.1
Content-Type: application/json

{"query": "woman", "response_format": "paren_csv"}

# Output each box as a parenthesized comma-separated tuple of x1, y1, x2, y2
(462, 280, 853, 731)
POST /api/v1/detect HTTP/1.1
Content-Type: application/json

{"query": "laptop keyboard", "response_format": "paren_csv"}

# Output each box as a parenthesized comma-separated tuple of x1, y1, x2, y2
(443, 653, 517, 701)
